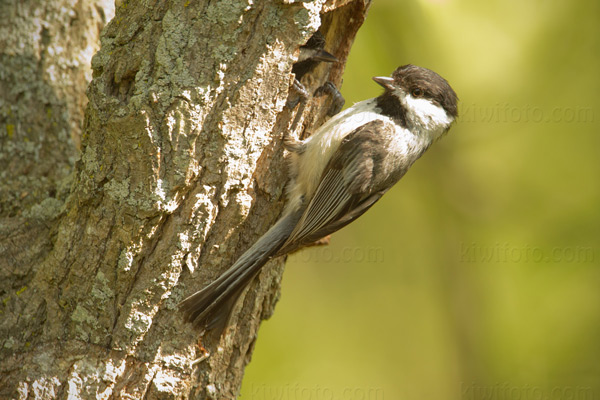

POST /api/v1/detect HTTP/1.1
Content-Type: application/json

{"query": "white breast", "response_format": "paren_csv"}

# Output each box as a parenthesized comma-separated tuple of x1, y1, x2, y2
(286, 99, 412, 212)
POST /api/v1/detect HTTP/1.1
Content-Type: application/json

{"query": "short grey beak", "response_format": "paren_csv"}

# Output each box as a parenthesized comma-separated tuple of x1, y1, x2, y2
(312, 49, 339, 63)
(372, 76, 394, 90)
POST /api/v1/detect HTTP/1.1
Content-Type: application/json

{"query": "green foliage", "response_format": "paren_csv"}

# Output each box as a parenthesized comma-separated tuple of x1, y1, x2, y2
(243, 0, 600, 398)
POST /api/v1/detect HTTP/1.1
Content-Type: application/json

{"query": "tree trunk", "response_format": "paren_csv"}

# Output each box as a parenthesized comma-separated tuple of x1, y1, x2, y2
(0, 0, 371, 398)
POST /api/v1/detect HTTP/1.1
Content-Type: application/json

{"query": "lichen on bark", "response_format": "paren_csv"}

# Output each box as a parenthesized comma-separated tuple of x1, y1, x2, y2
(0, 0, 370, 398)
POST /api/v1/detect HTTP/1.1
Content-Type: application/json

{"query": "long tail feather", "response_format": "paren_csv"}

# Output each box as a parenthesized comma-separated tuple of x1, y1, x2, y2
(179, 210, 301, 332)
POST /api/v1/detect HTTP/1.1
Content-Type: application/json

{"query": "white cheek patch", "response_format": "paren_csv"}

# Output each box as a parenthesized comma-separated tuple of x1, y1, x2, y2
(403, 95, 452, 131)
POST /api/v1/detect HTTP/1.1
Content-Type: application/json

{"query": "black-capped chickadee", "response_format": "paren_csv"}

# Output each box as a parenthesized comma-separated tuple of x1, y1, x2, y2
(292, 31, 339, 81)
(180, 64, 458, 334)
(286, 31, 343, 114)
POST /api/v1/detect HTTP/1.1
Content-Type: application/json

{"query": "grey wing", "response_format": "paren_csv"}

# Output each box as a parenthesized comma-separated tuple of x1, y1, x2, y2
(277, 119, 394, 255)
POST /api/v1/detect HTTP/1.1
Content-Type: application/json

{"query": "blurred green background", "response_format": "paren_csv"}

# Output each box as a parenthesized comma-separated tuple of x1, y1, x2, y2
(242, 0, 600, 399)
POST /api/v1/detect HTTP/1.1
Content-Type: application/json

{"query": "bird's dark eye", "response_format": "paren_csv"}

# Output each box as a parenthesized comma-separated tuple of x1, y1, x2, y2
(411, 88, 424, 97)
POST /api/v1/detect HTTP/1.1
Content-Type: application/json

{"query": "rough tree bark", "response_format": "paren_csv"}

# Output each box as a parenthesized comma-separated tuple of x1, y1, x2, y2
(0, 0, 371, 398)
